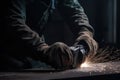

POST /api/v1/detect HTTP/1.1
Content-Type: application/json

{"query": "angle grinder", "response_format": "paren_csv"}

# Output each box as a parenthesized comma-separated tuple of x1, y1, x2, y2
(70, 44, 89, 68)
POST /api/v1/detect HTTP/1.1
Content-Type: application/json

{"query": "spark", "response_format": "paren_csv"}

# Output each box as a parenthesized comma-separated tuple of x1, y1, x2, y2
(85, 46, 120, 63)
(81, 61, 90, 68)
(79, 46, 120, 72)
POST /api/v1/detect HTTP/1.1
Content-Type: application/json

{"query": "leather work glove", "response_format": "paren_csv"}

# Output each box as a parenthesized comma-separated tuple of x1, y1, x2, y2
(74, 30, 98, 56)
(37, 42, 73, 70)
(70, 29, 98, 68)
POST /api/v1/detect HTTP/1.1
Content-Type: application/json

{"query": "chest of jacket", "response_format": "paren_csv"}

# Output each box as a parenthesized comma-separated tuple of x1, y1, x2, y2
(26, 0, 51, 33)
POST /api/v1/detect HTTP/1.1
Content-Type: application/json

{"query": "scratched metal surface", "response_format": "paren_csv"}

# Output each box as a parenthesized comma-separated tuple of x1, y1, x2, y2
(0, 61, 120, 80)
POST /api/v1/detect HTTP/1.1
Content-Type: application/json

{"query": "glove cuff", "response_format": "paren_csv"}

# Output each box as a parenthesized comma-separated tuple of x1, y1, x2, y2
(78, 27, 93, 38)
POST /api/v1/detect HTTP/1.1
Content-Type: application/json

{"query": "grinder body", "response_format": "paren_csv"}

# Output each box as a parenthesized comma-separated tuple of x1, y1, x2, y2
(70, 45, 88, 68)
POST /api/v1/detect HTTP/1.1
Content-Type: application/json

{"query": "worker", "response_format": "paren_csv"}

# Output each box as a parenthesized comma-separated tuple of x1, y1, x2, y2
(0, 0, 98, 71)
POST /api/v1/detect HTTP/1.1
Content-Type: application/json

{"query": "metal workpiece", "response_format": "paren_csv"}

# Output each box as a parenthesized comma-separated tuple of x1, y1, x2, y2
(0, 61, 120, 80)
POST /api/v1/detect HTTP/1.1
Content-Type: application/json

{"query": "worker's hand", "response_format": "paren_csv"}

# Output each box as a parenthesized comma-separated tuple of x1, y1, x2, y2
(38, 42, 73, 70)
(74, 31, 98, 55)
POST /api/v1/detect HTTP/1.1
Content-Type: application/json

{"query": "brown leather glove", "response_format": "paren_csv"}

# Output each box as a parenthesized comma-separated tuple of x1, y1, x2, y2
(74, 29, 98, 56)
(37, 42, 73, 70)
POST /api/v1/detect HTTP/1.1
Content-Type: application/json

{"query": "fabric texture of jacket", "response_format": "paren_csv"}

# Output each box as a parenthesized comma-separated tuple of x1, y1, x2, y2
(0, 0, 93, 70)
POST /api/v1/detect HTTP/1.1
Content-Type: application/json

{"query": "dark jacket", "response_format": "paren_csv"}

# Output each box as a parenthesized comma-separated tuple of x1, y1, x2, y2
(0, 0, 93, 70)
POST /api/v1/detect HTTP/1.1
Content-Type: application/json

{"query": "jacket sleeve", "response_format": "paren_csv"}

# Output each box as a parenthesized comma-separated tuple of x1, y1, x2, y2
(57, 0, 94, 36)
(2, 0, 46, 57)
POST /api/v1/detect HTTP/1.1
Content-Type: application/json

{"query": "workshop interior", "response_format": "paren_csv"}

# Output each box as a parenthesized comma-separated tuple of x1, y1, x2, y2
(0, 0, 120, 80)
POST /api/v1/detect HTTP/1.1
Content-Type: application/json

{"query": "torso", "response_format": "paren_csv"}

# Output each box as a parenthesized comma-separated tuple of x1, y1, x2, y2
(26, 0, 51, 34)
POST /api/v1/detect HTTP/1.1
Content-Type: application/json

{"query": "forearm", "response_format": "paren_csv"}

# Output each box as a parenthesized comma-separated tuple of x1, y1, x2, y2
(57, 0, 94, 36)
(3, 0, 46, 58)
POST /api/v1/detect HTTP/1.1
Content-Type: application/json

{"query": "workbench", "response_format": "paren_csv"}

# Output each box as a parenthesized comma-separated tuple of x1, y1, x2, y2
(0, 61, 120, 80)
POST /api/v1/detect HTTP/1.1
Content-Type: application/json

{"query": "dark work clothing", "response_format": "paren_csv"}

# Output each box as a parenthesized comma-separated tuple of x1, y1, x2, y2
(0, 0, 93, 70)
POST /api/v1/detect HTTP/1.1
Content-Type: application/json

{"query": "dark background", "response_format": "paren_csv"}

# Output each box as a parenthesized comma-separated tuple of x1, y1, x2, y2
(117, 0, 120, 48)
(44, 0, 120, 48)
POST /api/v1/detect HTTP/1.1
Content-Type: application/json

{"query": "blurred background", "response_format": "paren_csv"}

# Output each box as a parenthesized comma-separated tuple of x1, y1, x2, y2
(44, 0, 120, 48)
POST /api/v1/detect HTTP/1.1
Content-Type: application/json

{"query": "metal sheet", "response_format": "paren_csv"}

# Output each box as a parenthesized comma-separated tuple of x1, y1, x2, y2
(0, 61, 120, 80)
